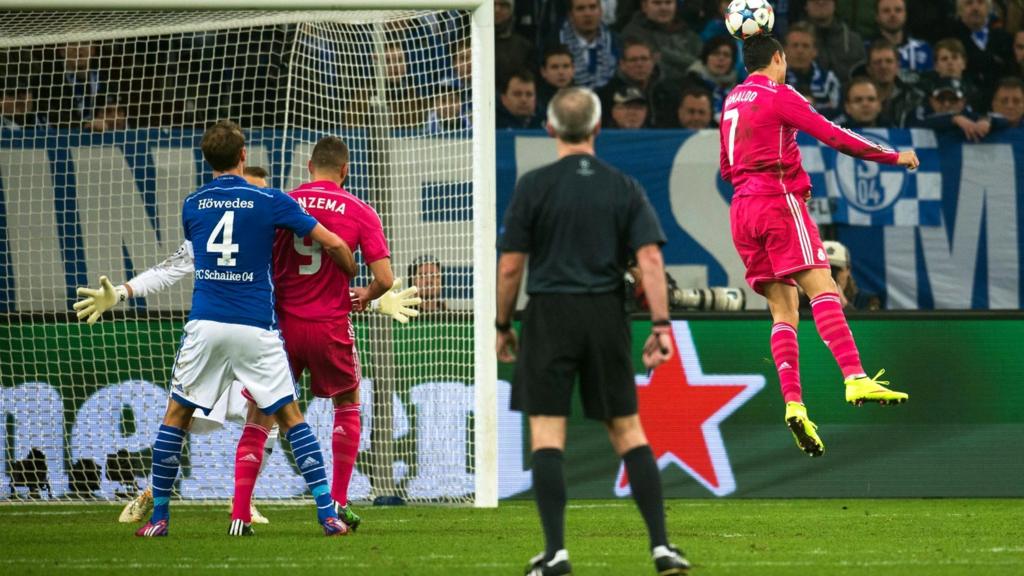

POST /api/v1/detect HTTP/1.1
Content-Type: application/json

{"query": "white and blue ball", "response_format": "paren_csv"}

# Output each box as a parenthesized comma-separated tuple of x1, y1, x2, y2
(725, 0, 775, 40)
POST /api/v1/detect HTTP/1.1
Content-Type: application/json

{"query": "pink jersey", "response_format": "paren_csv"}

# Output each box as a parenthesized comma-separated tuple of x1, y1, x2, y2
(272, 180, 390, 322)
(720, 74, 900, 197)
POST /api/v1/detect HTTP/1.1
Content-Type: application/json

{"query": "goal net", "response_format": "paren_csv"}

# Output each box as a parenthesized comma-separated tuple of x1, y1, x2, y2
(0, 5, 497, 506)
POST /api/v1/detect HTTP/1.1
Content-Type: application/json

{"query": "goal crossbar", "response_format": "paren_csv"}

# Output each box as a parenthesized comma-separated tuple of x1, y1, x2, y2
(0, 1, 488, 10)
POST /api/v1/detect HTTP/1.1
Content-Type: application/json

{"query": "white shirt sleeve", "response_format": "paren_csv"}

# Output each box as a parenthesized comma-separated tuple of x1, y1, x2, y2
(125, 241, 195, 298)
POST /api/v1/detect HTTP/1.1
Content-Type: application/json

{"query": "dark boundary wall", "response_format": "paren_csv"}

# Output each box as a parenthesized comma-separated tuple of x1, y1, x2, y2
(3, 312, 1022, 499)
(504, 313, 1024, 498)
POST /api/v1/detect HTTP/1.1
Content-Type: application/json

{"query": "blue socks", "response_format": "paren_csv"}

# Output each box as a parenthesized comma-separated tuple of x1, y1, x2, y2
(146, 422, 334, 525)
(286, 423, 337, 523)
(149, 424, 186, 522)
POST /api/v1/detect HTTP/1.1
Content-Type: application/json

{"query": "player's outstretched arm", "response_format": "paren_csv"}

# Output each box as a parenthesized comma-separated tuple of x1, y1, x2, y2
(780, 85, 903, 166)
(308, 223, 357, 277)
(74, 276, 128, 324)
(73, 241, 195, 324)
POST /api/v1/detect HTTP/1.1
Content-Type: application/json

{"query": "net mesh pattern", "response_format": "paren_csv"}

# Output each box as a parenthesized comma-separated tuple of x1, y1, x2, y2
(0, 9, 478, 504)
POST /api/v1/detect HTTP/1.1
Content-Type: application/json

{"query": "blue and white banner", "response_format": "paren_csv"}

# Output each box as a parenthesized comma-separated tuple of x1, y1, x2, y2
(0, 128, 1020, 311)
(0, 128, 474, 313)
(803, 129, 942, 226)
(839, 132, 1024, 309)
(498, 129, 1024, 310)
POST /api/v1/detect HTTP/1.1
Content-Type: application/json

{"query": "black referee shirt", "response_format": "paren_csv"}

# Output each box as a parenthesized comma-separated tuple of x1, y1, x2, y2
(499, 153, 666, 294)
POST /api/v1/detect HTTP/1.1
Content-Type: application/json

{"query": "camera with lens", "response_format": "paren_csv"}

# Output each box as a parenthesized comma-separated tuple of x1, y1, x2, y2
(669, 286, 746, 311)
(625, 264, 746, 312)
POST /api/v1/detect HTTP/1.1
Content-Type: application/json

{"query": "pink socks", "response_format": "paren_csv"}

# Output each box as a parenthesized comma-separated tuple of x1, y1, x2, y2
(231, 423, 269, 522)
(771, 322, 802, 403)
(810, 292, 865, 380)
(331, 404, 361, 507)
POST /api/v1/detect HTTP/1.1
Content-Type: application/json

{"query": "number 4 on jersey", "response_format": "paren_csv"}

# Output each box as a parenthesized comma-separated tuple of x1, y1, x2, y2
(207, 211, 240, 266)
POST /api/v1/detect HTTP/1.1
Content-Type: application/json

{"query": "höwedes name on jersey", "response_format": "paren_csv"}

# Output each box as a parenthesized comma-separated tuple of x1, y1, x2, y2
(196, 198, 256, 210)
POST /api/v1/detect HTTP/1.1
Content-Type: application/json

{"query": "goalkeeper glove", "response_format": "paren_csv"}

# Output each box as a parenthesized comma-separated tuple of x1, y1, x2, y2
(73, 276, 128, 325)
(370, 279, 422, 324)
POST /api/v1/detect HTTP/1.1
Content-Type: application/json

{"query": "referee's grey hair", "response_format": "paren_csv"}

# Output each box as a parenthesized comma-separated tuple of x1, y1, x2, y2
(547, 87, 602, 143)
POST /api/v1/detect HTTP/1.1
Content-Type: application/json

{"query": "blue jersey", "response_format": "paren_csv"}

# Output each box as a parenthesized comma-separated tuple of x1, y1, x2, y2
(182, 174, 317, 329)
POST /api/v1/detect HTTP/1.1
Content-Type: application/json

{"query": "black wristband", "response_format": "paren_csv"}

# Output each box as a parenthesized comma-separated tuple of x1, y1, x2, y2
(495, 320, 512, 332)
(651, 319, 671, 327)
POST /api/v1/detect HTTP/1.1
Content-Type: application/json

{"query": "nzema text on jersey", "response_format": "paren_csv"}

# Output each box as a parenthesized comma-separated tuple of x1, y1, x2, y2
(297, 196, 347, 214)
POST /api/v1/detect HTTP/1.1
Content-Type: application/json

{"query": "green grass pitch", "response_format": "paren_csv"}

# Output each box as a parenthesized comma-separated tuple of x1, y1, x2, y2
(2, 499, 1022, 575)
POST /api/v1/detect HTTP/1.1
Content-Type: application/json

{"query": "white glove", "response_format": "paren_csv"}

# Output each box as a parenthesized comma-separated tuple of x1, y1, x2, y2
(73, 275, 128, 324)
(371, 279, 422, 324)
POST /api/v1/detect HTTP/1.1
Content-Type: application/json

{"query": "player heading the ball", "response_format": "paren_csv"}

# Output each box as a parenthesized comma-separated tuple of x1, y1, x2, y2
(720, 35, 916, 458)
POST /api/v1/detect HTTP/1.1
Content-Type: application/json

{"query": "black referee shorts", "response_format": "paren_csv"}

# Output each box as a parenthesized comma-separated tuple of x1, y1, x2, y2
(511, 292, 637, 421)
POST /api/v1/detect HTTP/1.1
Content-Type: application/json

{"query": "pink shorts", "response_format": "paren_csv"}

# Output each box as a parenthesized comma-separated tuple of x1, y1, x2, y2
(730, 193, 829, 295)
(279, 315, 361, 398)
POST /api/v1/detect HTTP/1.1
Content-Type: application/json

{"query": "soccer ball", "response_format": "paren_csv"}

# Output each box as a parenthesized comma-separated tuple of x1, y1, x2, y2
(725, 0, 775, 40)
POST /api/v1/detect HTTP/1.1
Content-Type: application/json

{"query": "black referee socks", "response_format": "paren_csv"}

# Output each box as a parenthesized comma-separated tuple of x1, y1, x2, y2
(532, 448, 567, 559)
(623, 444, 669, 549)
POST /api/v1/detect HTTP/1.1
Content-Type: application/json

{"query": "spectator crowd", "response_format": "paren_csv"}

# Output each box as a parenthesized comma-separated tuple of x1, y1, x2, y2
(1, 0, 1022, 137)
(493, 0, 1024, 136)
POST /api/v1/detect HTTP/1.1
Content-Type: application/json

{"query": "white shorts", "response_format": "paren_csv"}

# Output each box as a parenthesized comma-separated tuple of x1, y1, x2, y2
(170, 319, 296, 416)
(190, 380, 250, 434)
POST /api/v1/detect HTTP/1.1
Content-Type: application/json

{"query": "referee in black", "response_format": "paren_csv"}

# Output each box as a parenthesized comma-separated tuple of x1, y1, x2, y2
(496, 86, 691, 576)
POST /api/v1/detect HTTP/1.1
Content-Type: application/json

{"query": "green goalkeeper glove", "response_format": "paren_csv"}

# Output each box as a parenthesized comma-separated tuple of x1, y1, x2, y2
(73, 275, 128, 324)
(370, 279, 421, 324)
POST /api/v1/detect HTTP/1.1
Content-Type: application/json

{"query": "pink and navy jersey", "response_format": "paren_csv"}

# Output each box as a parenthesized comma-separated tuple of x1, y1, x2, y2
(719, 74, 900, 198)
(272, 180, 390, 323)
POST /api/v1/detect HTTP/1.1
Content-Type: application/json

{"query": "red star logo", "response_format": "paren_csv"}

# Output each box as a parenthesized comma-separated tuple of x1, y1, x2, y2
(616, 321, 764, 497)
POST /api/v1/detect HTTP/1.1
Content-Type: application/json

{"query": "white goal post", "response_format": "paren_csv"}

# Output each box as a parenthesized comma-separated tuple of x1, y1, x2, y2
(0, 0, 497, 507)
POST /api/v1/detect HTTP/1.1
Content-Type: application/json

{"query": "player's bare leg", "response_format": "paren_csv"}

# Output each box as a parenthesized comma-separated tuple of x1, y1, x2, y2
(792, 268, 908, 406)
(273, 401, 346, 536)
(159, 399, 195, 429)
(330, 390, 362, 531)
(763, 281, 824, 457)
(525, 416, 572, 576)
(606, 415, 690, 574)
(229, 402, 276, 536)
(136, 398, 195, 537)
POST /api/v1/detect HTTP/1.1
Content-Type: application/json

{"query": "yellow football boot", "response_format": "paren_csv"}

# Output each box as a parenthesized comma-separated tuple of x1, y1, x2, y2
(784, 402, 825, 457)
(845, 369, 908, 406)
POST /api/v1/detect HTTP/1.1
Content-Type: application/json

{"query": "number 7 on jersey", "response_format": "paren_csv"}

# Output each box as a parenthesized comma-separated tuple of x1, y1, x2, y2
(723, 108, 739, 167)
